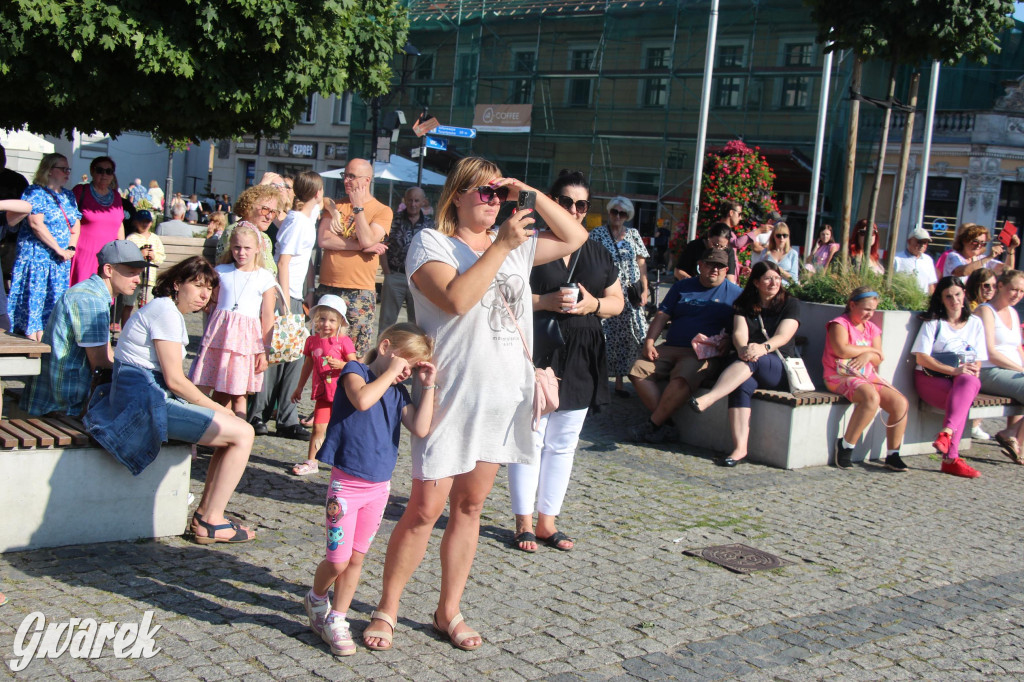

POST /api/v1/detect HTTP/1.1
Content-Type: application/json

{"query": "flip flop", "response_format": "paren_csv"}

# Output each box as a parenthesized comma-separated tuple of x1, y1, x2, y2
(433, 611, 482, 651)
(511, 531, 537, 552)
(291, 460, 320, 476)
(363, 610, 395, 651)
(538, 531, 574, 551)
(994, 433, 1023, 464)
(0, 592, 7, 607)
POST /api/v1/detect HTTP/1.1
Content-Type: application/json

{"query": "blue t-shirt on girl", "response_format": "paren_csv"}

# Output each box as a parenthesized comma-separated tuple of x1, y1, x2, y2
(315, 361, 411, 483)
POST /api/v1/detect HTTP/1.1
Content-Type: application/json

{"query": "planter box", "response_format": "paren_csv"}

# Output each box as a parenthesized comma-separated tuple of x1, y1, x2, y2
(0, 444, 191, 552)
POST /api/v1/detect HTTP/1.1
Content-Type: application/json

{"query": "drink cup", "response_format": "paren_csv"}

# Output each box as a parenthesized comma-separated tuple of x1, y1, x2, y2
(559, 283, 579, 312)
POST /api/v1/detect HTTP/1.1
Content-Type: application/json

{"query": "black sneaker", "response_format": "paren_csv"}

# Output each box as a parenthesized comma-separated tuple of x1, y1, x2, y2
(835, 438, 853, 469)
(884, 452, 908, 472)
(276, 424, 311, 441)
(249, 417, 269, 436)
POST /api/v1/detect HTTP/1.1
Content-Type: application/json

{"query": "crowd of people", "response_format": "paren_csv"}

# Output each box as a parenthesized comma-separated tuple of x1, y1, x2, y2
(1, 147, 1022, 656)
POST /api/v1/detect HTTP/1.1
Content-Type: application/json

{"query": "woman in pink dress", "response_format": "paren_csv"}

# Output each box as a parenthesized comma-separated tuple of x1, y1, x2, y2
(70, 156, 125, 286)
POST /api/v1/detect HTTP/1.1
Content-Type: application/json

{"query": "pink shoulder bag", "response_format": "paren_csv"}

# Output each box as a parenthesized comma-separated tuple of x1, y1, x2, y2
(498, 288, 559, 430)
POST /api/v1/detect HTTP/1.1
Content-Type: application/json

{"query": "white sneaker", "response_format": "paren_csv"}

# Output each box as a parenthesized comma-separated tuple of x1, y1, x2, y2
(971, 425, 992, 440)
(304, 591, 330, 636)
(322, 615, 357, 656)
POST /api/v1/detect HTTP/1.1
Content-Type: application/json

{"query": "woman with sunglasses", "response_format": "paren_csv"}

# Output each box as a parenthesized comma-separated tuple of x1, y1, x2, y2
(590, 196, 649, 397)
(849, 219, 885, 275)
(70, 156, 125, 287)
(363, 157, 587, 652)
(214, 184, 280, 274)
(8, 153, 80, 341)
(943, 224, 1014, 279)
(975, 269, 1024, 463)
(507, 170, 624, 553)
(965, 268, 999, 441)
(752, 222, 800, 285)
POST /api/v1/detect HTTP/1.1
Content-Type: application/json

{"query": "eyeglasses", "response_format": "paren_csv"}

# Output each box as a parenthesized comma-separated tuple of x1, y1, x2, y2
(343, 173, 371, 181)
(460, 185, 510, 203)
(609, 208, 628, 218)
(93, 167, 115, 175)
(702, 261, 727, 270)
(981, 283, 997, 289)
(52, 166, 70, 173)
(555, 195, 590, 213)
(775, 234, 790, 239)
(257, 206, 278, 216)
(970, 240, 988, 248)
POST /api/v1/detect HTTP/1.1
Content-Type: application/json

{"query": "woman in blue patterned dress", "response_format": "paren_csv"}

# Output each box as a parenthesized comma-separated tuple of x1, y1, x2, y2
(8, 153, 80, 340)
(590, 196, 649, 396)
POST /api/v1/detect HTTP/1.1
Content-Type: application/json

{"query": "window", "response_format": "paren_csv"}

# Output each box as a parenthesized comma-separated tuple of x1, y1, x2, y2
(567, 47, 595, 108)
(511, 49, 536, 104)
(714, 44, 744, 109)
(780, 43, 813, 109)
(624, 170, 659, 196)
(455, 52, 478, 107)
(299, 94, 316, 124)
(413, 54, 434, 107)
(332, 93, 352, 125)
(642, 46, 670, 108)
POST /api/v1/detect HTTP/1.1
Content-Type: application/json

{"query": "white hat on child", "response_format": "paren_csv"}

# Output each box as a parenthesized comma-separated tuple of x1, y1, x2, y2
(310, 294, 347, 320)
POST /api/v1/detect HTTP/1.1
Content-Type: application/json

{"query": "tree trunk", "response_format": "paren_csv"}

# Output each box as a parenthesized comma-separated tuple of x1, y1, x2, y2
(839, 57, 863, 269)
(884, 71, 921, 286)
(863, 62, 897, 277)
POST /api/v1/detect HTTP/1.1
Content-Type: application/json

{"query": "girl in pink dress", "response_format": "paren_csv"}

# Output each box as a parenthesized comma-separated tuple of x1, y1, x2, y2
(289, 295, 357, 475)
(823, 286, 909, 471)
(70, 156, 125, 286)
(189, 224, 276, 417)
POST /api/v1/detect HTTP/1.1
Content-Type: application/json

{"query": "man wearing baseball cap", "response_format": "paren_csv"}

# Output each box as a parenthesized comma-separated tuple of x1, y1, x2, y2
(21, 240, 146, 417)
(893, 227, 937, 294)
(628, 247, 742, 443)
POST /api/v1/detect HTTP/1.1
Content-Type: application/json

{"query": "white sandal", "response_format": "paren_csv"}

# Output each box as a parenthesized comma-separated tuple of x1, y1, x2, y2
(363, 610, 395, 651)
(291, 460, 319, 476)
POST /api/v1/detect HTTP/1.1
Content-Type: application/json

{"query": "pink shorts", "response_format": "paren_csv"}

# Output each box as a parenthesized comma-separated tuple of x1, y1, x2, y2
(324, 468, 390, 564)
(825, 370, 893, 401)
(313, 398, 333, 425)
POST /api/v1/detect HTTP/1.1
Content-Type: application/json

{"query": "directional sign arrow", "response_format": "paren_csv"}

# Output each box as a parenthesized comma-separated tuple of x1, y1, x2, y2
(432, 125, 477, 139)
(424, 135, 448, 151)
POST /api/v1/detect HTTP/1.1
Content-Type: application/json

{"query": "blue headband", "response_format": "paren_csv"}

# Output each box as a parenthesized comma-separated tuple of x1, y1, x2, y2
(851, 291, 879, 302)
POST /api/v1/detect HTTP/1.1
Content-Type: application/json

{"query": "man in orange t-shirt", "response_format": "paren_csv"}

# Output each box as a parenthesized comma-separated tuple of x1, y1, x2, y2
(316, 158, 394, 355)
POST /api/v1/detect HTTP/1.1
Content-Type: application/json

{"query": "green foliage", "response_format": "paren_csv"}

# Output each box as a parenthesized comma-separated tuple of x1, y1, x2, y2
(790, 263, 928, 312)
(805, 0, 1014, 65)
(0, 0, 409, 143)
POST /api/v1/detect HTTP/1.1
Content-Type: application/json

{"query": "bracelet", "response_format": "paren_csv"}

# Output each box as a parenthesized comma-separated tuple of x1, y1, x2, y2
(423, 384, 438, 390)
(594, 298, 602, 315)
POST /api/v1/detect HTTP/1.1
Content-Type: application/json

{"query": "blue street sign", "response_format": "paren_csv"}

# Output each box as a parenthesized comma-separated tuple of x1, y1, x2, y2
(424, 135, 448, 151)
(432, 125, 477, 139)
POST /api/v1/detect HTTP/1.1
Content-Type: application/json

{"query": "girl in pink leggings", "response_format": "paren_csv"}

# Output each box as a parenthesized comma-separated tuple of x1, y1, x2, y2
(911, 277, 986, 478)
(302, 324, 436, 657)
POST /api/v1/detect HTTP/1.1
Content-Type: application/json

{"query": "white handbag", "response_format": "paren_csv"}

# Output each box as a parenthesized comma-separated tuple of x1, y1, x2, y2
(758, 314, 815, 393)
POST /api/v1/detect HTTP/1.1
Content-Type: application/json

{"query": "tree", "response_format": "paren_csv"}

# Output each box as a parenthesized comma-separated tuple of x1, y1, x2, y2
(0, 0, 409, 143)
(805, 0, 1014, 273)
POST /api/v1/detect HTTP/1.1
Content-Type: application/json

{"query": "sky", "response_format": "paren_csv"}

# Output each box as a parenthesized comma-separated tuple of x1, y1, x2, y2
(1017, 2, 1024, 21)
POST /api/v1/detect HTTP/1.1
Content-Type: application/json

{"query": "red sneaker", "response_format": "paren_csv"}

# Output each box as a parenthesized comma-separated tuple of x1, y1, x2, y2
(932, 431, 951, 455)
(941, 457, 980, 478)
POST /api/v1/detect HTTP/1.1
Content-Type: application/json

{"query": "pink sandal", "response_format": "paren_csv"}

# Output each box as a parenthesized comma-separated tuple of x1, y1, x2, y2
(291, 460, 319, 476)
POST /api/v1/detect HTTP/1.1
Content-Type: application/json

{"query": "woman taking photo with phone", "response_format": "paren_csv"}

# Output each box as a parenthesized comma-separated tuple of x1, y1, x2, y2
(362, 157, 587, 652)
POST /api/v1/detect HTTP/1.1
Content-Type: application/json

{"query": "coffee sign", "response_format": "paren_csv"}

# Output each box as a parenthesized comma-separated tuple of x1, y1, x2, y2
(473, 104, 532, 133)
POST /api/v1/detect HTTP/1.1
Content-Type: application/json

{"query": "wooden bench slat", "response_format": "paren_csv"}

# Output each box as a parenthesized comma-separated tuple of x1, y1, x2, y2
(0, 420, 37, 448)
(0, 421, 21, 448)
(9, 419, 54, 447)
(26, 418, 72, 447)
(48, 416, 91, 446)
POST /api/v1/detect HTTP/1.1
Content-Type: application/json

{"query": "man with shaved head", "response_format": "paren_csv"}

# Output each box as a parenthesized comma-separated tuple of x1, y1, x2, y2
(316, 158, 393, 355)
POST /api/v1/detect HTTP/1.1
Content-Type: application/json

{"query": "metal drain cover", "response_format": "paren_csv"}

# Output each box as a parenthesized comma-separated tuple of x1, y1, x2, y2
(684, 543, 792, 574)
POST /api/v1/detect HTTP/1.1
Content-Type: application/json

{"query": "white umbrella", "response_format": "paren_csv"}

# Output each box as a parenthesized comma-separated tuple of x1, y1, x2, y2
(319, 155, 447, 186)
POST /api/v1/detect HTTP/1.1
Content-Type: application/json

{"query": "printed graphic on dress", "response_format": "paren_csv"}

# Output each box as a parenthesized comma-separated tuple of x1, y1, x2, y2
(481, 273, 526, 333)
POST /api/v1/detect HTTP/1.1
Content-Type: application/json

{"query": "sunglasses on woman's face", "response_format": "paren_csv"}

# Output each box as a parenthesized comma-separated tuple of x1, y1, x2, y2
(970, 240, 987, 248)
(93, 167, 115, 175)
(609, 208, 628, 218)
(556, 195, 589, 213)
(461, 185, 510, 204)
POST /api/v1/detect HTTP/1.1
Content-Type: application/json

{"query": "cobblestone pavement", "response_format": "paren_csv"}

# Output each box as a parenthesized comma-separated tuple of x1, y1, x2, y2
(2, 323, 1024, 679)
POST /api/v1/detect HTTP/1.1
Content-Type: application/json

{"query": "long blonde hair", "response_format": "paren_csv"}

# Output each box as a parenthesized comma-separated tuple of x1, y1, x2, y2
(435, 157, 502, 236)
(218, 221, 265, 267)
(291, 170, 323, 212)
(364, 323, 434, 364)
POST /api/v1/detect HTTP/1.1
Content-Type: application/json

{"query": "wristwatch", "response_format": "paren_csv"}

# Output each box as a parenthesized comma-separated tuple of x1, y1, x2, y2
(352, 206, 365, 214)
(764, 342, 771, 352)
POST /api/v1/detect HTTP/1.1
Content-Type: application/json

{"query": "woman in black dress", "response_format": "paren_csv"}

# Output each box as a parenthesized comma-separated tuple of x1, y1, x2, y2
(506, 170, 624, 551)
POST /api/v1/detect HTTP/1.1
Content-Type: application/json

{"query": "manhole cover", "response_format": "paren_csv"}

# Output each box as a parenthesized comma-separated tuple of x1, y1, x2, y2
(684, 543, 792, 574)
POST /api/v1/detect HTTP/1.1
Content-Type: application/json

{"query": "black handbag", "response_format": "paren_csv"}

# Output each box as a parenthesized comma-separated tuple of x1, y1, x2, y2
(626, 281, 644, 308)
(533, 251, 581, 368)
(920, 321, 964, 378)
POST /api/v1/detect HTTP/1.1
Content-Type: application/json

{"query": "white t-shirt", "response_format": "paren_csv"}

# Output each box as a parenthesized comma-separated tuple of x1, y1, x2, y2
(406, 228, 538, 480)
(213, 264, 276, 318)
(911, 316, 988, 369)
(115, 297, 189, 370)
(275, 210, 318, 299)
(942, 251, 1002, 279)
(893, 249, 938, 293)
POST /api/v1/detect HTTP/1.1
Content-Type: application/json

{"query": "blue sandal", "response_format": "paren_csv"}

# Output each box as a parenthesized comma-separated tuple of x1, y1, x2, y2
(191, 513, 254, 545)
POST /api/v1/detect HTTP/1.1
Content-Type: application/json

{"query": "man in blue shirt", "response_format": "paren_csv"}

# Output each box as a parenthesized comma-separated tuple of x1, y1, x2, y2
(628, 247, 741, 443)
(21, 240, 145, 417)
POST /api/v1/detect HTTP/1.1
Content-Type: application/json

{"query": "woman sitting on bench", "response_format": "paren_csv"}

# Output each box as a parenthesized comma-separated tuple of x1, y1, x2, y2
(823, 286, 909, 471)
(910, 276, 985, 478)
(689, 261, 800, 466)
(975, 268, 1024, 464)
(85, 256, 256, 544)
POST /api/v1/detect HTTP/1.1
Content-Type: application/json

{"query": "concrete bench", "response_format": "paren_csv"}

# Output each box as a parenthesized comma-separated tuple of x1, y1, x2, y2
(0, 416, 191, 552)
